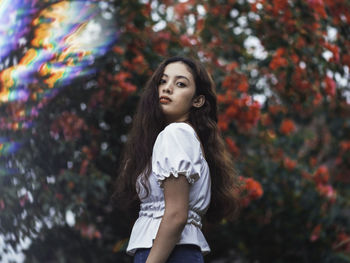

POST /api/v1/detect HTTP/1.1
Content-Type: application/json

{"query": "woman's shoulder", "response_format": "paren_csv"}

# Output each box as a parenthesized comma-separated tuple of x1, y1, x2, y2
(156, 122, 203, 154)
(155, 122, 199, 148)
(162, 122, 196, 136)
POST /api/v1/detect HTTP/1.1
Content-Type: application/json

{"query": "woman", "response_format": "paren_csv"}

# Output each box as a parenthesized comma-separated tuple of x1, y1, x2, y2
(113, 56, 241, 263)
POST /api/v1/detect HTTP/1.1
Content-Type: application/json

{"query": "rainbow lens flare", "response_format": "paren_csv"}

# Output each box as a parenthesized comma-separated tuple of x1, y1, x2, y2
(0, 0, 118, 157)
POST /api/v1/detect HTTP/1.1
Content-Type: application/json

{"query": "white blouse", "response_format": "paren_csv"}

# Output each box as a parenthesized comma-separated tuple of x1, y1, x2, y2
(126, 122, 211, 256)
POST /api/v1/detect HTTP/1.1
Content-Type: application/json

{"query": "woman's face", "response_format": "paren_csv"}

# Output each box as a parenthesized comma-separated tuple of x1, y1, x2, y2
(158, 62, 197, 123)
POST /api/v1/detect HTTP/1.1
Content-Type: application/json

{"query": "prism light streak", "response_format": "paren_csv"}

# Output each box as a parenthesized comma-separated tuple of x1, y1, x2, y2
(1, 1, 117, 91)
(0, 0, 118, 159)
(0, 0, 38, 62)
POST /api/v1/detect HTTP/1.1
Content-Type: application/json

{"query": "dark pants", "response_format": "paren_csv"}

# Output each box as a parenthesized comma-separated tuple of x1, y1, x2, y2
(133, 244, 204, 263)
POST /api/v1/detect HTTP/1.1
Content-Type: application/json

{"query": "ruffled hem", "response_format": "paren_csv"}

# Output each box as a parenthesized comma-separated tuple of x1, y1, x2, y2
(156, 169, 200, 188)
(126, 216, 210, 256)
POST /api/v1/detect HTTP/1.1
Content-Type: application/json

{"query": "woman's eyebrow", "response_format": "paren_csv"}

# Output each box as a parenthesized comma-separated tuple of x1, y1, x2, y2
(162, 74, 190, 82)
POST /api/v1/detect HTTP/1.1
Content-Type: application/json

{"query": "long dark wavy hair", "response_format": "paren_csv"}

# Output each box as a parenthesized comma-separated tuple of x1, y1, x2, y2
(112, 56, 241, 223)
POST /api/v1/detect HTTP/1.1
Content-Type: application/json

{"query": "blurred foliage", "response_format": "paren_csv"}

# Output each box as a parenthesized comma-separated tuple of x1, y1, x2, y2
(1, 0, 350, 262)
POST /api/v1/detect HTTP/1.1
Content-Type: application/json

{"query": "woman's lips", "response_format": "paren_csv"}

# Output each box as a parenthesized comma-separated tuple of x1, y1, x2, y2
(159, 97, 171, 104)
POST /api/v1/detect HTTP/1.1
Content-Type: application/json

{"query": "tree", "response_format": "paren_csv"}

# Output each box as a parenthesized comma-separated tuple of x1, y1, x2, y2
(1, 0, 349, 262)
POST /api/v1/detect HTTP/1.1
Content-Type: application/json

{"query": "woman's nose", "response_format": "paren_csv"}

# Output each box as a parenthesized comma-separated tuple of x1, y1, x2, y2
(163, 81, 173, 93)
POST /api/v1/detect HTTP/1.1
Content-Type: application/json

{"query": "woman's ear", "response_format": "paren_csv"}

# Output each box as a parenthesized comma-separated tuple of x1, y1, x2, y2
(192, 95, 205, 108)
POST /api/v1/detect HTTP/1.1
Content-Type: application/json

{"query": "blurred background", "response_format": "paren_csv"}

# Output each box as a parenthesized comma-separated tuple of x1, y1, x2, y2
(0, 0, 349, 262)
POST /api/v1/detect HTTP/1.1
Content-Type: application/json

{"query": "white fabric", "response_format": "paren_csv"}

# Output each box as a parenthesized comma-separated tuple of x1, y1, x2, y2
(126, 122, 211, 256)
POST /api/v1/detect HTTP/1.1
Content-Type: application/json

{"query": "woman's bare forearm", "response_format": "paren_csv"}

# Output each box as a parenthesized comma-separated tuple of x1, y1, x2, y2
(145, 211, 187, 263)
(145, 174, 190, 263)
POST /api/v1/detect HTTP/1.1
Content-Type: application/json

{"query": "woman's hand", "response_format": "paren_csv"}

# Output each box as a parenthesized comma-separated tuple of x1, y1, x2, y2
(145, 173, 190, 263)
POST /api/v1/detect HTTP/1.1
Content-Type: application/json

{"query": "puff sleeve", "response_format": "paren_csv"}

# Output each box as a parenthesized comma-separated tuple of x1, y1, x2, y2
(152, 123, 203, 188)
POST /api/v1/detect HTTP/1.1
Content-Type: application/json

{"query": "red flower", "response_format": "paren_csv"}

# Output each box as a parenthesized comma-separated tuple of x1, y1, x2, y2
(50, 112, 88, 141)
(212, 6, 221, 16)
(79, 159, 89, 175)
(301, 170, 312, 180)
(238, 79, 249, 92)
(313, 92, 323, 106)
(238, 176, 264, 207)
(179, 34, 191, 47)
(82, 146, 94, 160)
(217, 94, 228, 104)
(76, 223, 102, 240)
(260, 113, 272, 126)
(154, 41, 168, 56)
(309, 157, 317, 167)
(225, 137, 240, 156)
(313, 165, 330, 185)
(307, 0, 327, 19)
(121, 82, 137, 93)
(267, 129, 276, 140)
(222, 75, 236, 89)
(225, 105, 238, 118)
(272, 0, 288, 16)
(226, 62, 239, 72)
(112, 46, 124, 55)
(343, 54, 350, 67)
(244, 177, 264, 200)
(133, 55, 145, 65)
(174, 2, 189, 19)
(268, 104, 286, 115)
(269, 48, 288, 70)
(114, 71, 131, 83)
(68, 181, 75, 189)
(283, 157, 297, 170)
(317, 184, 336, 202)
(324, 42, 340, 62)
(290, 53, 299, 64)
(296, 37, 306, 49)
(218, 115, 228, 132)
(340, 141, 350, 152)
(114, 71, 137, 94)
(324, 76, 336, 97)
(279, 119, 296, 135)
(196, 19, 204, 33)
(310, 224, 322, 242)
(141, 2, 151, 17)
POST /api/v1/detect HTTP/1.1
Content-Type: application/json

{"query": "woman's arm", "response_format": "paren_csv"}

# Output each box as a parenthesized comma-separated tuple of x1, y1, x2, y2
(145, 174, 190, 263)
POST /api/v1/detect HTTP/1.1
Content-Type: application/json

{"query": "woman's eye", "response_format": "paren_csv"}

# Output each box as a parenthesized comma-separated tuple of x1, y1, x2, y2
(159, 79, 166, 85)
(177, 82, 187, 87)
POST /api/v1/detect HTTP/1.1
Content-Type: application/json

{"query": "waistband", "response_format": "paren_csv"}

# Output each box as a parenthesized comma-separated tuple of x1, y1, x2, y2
(139, 204, 203, 228)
